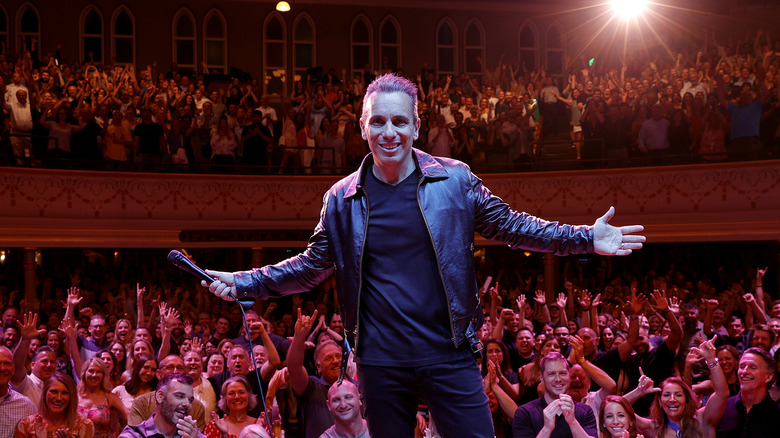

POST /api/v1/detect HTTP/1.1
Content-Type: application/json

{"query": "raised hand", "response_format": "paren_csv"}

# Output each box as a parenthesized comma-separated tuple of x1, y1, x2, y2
(64, 287, 83, 309)
(190, 336, 203, 354)
(568, 335, 584, 364)
(591, 293, 602, 308)
(668, 296, 680, 314)
(702, 298, 719, 311)
(578, 290, 592, 310)
(59, 318, 79, 340)
(294, 308, 318, 337)
(19, 312, 46, 339)
(636, 367, 660, 396)
(556, 293, 567, 309)
(757, 267, 768, 281)
(649, 289, 669, 312)
(516, 294, 526, 311)
(534, 290, 547, 306)
(629, 290, 647, 315)
(592, 206, 646, 256)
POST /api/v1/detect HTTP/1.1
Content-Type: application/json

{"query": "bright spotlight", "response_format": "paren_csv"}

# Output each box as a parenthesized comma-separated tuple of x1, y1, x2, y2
(610, 0, 648, 19)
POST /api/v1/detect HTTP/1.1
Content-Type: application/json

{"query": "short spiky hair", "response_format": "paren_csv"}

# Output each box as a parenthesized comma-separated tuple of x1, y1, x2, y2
(361, 73, 419, 123)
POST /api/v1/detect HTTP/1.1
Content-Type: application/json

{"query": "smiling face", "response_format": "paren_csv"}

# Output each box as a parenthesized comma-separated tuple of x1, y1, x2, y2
(84, 361, 106, 389)
(207, 354, 224, 376)
(139, 360, 158, 383)
(738, 352, 773, 394)
(660, 382, 686, 421)
(360, 91, 420, 183)
(602, 401, 633, 437)
(45, 380, 71, 415)
(327, 381, 362, 424)
(541, 359, 570, 399)
(224, 381, 249, 414)
(157, 380, 194, 426)
(316, 343, 342, 385)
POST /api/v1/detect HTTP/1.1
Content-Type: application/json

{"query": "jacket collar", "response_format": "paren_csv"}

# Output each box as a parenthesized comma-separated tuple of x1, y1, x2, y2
(343, 149, 449, 198)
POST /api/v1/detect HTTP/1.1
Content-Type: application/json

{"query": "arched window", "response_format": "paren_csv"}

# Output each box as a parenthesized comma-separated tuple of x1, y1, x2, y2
(518, 22, 539, 72)
(16, 3, 40, 54)
(0, 5, 9, 53)
(293, 13, 315, 83)
(436, 18, 457, 76)
(204, 9, 227, 74)
(80, 6, 103, 63)
(350, 14, 372, 79)
(464, 19, 484, 76)
(263, 12, 286, 95)
(111, 7, 134, 65)
(379, 16, 401, 73)
(173, 8, 196, 72)
(546, 24, 564, 77)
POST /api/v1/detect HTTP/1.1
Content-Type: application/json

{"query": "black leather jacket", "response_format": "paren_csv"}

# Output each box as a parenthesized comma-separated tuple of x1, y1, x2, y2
(234, 149, 594, 351)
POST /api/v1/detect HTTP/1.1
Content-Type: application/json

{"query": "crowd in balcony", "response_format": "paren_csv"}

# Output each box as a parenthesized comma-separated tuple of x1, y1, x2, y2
(1, 28, 780, 174)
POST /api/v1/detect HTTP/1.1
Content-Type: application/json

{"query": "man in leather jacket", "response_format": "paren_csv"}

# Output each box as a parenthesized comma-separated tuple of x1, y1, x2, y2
(204, 74, 645, 438)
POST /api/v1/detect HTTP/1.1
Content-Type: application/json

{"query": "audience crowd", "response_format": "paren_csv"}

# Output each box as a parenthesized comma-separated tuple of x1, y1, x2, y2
(2, 29, 780, 174)
(0, 242, 779, 438)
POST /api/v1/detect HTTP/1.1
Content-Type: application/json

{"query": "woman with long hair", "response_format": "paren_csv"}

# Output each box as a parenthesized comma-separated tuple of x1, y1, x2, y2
(481, 338, 519, 400)
(13, 373, 95, 438)
(46, 330, 74, 378)
(123, 339, 154, 379)
(97, 349, 123, 388)
(77, 358, 127, 438)
(107, 342, 126, 379)
(599, 395, 640, 438)
(111, 355, 158, 411)
(635, 337, 727, 438)
(204, 376, 262, 438)
(114, 319, 133, 349)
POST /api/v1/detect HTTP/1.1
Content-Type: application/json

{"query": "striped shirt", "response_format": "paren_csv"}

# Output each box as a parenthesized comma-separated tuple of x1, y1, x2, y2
(0, 387, 36, 438)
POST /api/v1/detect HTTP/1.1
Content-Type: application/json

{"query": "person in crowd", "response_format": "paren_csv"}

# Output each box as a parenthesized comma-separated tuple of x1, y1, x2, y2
(482, 338, 520, 401)
(77, 358, 128, 438)
(184, 350, 217, 418)
(320, 380, 369, 438)
(715, 347, 779, 437)
(118, 373, 200, 438)
(598, 396, 640, 438)
(97, 349, 123, 388)
(512, 351, 598, 438)
(127, 355, 207, 429)
(517, 336, 563, 405)
(210, 115, 238, 170)
(203, 73, 644, 438)
(205, 352, 226, 379)
(112, 354, 158, 412)
(11, 313, 55, 408)
(204, 376, 260, 438)
(0, 346, 35, 438)
(14, 373, 95, 438)
(635, 336, 727, 438)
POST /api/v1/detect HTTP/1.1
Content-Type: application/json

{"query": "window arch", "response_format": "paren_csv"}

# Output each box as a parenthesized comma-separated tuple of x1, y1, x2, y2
(350, 14, 372, 79)
(173, 8, 196, 72)
(464, 19, 484, 76)
(546, 23, 565, 77)
(111, 6, 135, 64)
(436, 18, 457, 76)
(204, 9, 227, 74)
(379, 16, 401, 73)
(263, 12, 286, 95)
(0, 5, 8, 53)
(80, 5, 103, 63)
(292, 12, 315, 84)
(16, 3, 40, 54)
(518, 21, 539, 72)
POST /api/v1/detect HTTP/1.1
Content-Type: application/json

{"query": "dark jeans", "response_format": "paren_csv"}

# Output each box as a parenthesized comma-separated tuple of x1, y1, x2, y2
(358, 356, 494, 438)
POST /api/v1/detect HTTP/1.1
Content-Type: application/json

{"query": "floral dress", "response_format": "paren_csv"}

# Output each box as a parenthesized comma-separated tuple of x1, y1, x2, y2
(14, 414, 94, 438)
(78, 396, 117, 438)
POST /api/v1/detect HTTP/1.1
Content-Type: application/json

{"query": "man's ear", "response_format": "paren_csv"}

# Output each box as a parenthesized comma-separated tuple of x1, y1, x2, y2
(155, 389, 164, 405)
(413, 117, 420, 140)
(359, 119, 367, 140)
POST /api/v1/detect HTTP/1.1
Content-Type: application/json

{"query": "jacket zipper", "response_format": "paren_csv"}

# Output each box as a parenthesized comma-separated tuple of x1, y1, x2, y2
(354, 191, 370, 353)
(417, 177, 458, 346)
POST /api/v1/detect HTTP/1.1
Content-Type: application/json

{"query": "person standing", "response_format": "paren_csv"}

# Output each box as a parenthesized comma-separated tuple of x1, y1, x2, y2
(203, 74, 645, 438)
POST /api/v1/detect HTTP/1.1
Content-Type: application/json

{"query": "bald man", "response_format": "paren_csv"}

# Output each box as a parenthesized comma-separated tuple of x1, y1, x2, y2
(0, 346, 35, 438)
(320, 381, 368, 438)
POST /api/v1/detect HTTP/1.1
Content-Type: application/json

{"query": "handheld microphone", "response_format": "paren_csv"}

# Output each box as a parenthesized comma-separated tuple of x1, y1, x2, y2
(167, 250, 215, 283)
(167, 250, 254, 308)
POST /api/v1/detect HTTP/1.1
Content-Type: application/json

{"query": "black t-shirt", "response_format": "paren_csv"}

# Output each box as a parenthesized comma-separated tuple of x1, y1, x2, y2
(134, 122, 164, 155)
(357, 168, 470, 366)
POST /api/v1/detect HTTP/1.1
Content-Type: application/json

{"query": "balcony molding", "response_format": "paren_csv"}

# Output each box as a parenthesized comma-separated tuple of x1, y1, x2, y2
(1, 161, 779, 248)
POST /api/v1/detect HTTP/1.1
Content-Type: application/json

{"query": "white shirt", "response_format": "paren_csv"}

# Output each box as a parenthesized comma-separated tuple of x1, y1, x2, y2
(11, 373, 44, 409)
(3, 101, 33, 132)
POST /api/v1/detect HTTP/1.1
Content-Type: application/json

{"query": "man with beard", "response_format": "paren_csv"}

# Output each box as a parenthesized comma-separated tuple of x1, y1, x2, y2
(128, 355, 207, 429)
(320, 381, 369, 438)
(119, 373, 202, 438)
(512, 352, 597, 438)
(715, 347, 779, 438)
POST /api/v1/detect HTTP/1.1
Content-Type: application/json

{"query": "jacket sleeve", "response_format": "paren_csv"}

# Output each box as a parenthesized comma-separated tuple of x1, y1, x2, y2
(469, 170, 594, 256)
(233, 191, 336, 301)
